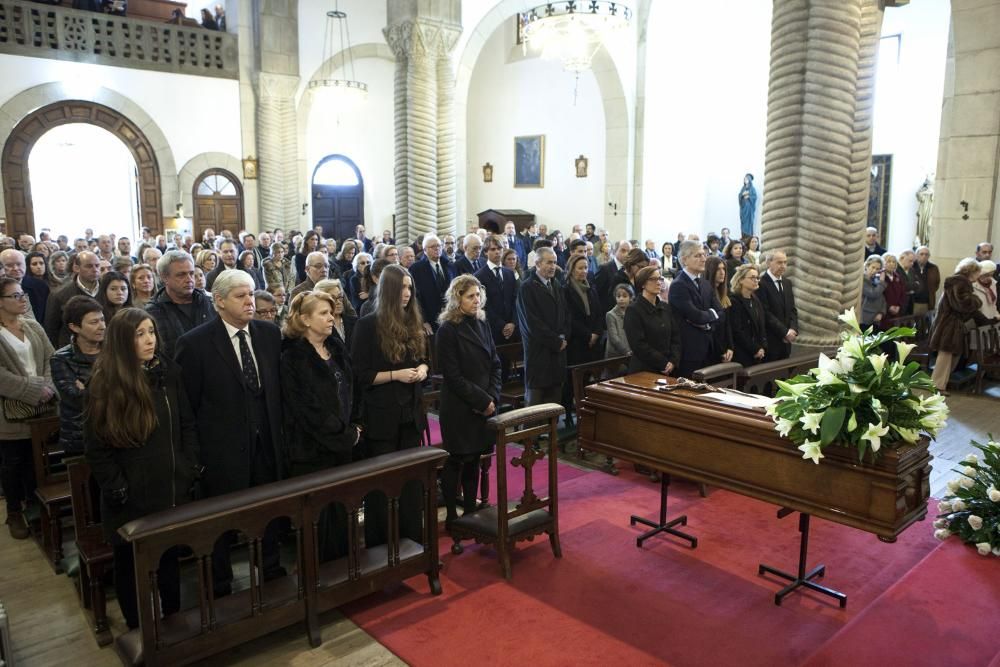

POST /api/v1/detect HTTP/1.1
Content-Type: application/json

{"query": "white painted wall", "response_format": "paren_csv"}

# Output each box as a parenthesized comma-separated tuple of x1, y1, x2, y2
(0, 54, 242, 174)
(872, 1, 950, 253)
(303, 57, 396, 233)
(640, 0, 772, 244)
(466, 25, 606, 234)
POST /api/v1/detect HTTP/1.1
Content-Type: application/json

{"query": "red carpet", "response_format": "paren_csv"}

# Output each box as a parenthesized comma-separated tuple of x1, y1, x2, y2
(344, 462, 957, 666)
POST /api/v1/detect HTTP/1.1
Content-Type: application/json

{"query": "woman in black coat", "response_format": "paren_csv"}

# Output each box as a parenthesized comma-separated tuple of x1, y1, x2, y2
(624, 266, 681, 374)
(350, 265, 429, 547)
(564, 255, 605, 366)
(728, 264, 768, 366)
(435, 275, 502, 526)
(280, 291, 360, 561)
(85, 308, 200, 630)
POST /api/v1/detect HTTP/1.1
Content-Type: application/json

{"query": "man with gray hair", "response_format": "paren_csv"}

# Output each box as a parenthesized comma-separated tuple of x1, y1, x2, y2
(175, 269, 285, 597)
(516, 247, 570, 406)
(145, 249, 215, 359)
(669, 240, 723, 377)
(453, 233, 483, 276)
(290, 251, 329, 298)
(756, 249, 798, 361)
(410, 234, 452, 333)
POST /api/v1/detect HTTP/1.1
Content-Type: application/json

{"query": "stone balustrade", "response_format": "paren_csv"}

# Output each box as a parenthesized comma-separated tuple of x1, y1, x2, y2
(0, 0, 237, 79)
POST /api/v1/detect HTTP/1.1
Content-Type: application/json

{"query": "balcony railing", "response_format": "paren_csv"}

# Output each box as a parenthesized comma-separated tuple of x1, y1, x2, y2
(0, 0, 238, 79)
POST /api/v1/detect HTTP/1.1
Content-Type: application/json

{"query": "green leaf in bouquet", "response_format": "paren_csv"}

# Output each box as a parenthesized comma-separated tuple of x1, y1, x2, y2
(820, 407, 846, 446)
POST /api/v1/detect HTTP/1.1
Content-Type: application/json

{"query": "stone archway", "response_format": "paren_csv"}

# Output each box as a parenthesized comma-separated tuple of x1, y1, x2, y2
(2, 100, 163, 237)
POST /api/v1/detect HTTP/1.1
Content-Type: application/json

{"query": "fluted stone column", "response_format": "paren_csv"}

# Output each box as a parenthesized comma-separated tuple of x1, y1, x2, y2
(385, 6, 461, 244)
(761, 0, 884, 346)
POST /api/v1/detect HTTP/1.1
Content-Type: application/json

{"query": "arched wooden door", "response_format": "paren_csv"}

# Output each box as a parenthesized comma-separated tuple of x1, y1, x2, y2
(312, 155, 363, 241)
(193, 169, 244, 240)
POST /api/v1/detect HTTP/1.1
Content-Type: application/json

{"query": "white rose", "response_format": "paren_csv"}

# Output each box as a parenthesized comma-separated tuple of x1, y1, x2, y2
(993, 546, 1000, 557)
(937, 500, 952, 513)
(962, 453, 978, 465)
(951, 499, 967, 511)
(963, 466, 977, 477)
(967, 515, 984, 530)
(960, 476, 976, 489)
(933, 518, 949, 529)
(947, 479, 961, 493)
(934, 529, 951, 541)
(976, 542, 991, 556)
(988, 487, 1000, 503)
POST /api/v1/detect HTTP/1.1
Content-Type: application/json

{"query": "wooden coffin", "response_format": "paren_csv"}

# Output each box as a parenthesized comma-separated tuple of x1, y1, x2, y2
(577, 373, 932, 541)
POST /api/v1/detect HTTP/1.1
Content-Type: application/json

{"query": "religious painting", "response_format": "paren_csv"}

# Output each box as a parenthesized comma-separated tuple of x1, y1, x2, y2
(575, 155, 588, 178)
(482, 162, 493, 183)
(514, 135, 544, 188)
(242, 156, 258, 180)
(868, 154, 892, 246)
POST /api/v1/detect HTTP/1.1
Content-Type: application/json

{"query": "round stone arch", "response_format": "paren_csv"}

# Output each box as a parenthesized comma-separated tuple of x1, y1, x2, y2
(295, 42, 395, 225)
(178, 152, 245, 218)
(0, 83, 177, 236)
(454, 1, 637, 240)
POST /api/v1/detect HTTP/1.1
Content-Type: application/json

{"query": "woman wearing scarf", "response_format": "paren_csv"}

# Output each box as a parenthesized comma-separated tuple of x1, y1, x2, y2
(563, 254, 604, 427)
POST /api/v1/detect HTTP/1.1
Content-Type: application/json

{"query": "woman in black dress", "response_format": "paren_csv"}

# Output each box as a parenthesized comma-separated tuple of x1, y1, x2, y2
(435, 274, 501, 527)
(728, 264, 768, 366)
(85, 308, 201, 630)
(624, 266, 680, 374)
(294, 231, 321, 284)
(281, 291, 359, 561)
(350, 264, 428, 547)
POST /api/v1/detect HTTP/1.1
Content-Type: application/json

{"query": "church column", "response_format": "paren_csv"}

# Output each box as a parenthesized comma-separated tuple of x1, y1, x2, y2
(252, 1, 300, 232)
(761, 0, 885, 346)
(436, 31, 460, 240)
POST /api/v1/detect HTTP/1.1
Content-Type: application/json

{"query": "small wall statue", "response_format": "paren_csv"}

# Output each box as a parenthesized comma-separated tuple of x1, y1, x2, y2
(915, 176, 934, 247)
(739, 173, 757, 239)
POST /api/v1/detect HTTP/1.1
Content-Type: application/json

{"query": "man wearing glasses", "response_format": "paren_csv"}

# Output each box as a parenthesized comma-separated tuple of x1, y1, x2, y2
(0, 249, 42, 322)
(291, 252, 329, 299)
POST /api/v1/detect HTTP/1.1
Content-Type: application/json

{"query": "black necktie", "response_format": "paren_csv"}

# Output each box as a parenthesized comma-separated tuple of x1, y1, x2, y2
(776, 279, 783, 294)
(236, 330, 260, 393)
(435, 262, 445, 288)
(495, 266, 502, 282)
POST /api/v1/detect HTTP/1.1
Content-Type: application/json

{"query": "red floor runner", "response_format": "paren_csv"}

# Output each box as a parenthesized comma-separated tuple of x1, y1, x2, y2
(344, 464, 941, 666)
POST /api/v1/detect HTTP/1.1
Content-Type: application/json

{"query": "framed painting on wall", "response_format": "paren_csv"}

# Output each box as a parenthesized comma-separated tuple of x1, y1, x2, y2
(868, 154, 892, 246)
(514, 135, 544, 188)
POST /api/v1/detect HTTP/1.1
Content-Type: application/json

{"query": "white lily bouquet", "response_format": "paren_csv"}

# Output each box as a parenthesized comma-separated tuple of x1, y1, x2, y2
(934, 438, 1000, 557)
(765, 308, 948, 464)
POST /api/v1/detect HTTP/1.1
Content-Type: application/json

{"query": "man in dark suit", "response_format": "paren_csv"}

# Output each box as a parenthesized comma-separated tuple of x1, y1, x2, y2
(668, 241, 721, 378)
(864, 227, 887, 258)
(409, 234, 452, 333)
(516, 248, 569, 405)
(45, 251, 101, 346)
(475, 235, 518, 344)
(205, 239, 239, 290)
(503, 222, 528, 269)
(452, 233, 483, 276)
(174, 269, 285, 596)
(353, 225, 374, 254)
(595, 240, 632, 314)
(756, 249, 798, 361)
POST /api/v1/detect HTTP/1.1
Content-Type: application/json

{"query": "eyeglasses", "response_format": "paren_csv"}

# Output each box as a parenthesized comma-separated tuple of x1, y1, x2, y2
(257, 309, 277, 316)
(1, 292, 27, 300)
(308, 264, 328, 270)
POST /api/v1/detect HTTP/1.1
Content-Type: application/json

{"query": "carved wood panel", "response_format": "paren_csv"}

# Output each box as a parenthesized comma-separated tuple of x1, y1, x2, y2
(1, 100, 162, 238)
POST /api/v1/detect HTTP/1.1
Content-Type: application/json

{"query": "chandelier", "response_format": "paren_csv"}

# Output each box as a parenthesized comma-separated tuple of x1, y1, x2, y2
(309, 1, 368, 106)
(520, 1, 632, 73)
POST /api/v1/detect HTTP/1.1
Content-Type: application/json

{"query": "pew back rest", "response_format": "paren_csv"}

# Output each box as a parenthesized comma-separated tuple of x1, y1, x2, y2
(738, 350, 835, 396)
(570, 355, 630, 413)
(67, 459, 103, 545)
(29, 416, 64, 488)
(693, 362, 742, 388)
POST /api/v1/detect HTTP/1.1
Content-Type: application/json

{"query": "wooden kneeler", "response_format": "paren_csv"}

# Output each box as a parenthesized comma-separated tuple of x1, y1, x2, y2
(449, 403, 564, 580)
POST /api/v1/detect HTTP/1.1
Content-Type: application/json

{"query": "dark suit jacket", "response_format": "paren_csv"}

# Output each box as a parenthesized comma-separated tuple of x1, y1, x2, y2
(174, 318, 284, 496)
(505, 234, 528, 269)
(350, 313, 427, 441)
(594, 260, 623, 314)
(564, 281, 605, 366)
(452, 255, 480, 277)
(435, 317, 501, 456)
(205, 262, 237, 291)
(667, 271, 721, 375)
(756, 273, 798, 361)
(475, 264, 518, 343)
(410, 256, 452, 329)
(516, 273, 569, 389)
(623, 296, 681, 373)
(44, 279, 91, 347)
(729, 293, 768, 366)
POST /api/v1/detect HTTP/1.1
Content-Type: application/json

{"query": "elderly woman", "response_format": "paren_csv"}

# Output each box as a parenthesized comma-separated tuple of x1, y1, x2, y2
(0, 277, 57, 539)
(314, 278, 358, 346)
(860, 254, 887, 330)
(280, 290, 359, 560)
(262, 242, 295, 294)
(47, 251, 71, 288)
(930, 258, 998, 391)
(972, 260, 999, 320)
(348, 252, 374, 314)
(881, 253, 908, 324)
(435, 274, 501, 528)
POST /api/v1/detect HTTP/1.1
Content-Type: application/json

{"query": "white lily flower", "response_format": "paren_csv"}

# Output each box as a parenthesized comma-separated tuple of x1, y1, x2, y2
(860, 421, 890, 453)
(798, 441, 824, 465)
(868, 353, 888, 376)
(838, 307, 862, 334)
(765, 402, 779, 417)
(894, 426, 920, 444)
(895, 341, 916, 364)
(799, 412, 823, 435)
(841, 335, 865, 361)
(814, 368, 845, 386)
(775, 418, 795, 438)
(775, 379, 812, 397)
(816, 353, 844, 375)
(967, 515, 984, 530)
(847, 411, 858, 433)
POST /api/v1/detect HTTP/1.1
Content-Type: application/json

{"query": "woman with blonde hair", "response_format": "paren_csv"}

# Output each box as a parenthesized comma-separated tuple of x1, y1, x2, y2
(435, 274, 500, 527)
(280, 291, 358, 560)
(129, 264, 156, 309)
(313, 278, 357, 347)
(501, 248, 522, 281)
(196, 249, 219, 275)
(728, 264, 767, 366)
(351, 264, 428, 547)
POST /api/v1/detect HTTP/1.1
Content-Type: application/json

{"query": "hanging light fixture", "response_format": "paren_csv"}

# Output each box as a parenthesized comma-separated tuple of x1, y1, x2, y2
(520, 1, 632, 73)
(309, 0, 368, 106)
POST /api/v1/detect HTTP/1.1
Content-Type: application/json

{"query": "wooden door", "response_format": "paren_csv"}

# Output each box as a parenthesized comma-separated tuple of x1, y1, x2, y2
(311, 155, 363, 241)
(193, 169, 243, 240)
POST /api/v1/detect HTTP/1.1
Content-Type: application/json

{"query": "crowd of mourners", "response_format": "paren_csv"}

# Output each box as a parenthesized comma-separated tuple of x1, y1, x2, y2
(0, 220, 996, 629)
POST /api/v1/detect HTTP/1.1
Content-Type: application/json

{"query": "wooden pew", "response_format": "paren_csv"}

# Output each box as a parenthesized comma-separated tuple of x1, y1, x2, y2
(692, 362, 742, 388)
(115, 448, 447, 667)
(29, 416, 70, 573)
(67, 459, 114, 647)
(570, 355, 630, 473)
(496, 341, 526, 410)
(737, 350, 833, 396)
(883, 313, 932, 370)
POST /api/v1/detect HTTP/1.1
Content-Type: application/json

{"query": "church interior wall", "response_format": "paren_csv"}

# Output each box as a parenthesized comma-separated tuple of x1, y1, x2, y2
(871, 0, 950, 253)
(639, 0, 772, 244)
(465, 22, 606, 236)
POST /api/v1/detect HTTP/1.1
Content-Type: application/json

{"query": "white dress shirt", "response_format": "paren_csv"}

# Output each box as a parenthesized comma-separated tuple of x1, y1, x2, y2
(222, 319, 259, 376)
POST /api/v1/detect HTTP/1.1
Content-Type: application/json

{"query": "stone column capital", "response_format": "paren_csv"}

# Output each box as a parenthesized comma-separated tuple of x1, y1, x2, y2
(253, 72, 301, 98)
(384, 19, 461, 60)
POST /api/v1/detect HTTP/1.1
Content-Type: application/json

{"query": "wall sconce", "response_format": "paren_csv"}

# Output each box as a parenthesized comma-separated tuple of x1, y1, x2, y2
(608, 201, 618, 216)
(301, 203, 309, 216)
(175, 203, 184, 219)
(482, 162, 493, 183)
(960, 200, 969, 221)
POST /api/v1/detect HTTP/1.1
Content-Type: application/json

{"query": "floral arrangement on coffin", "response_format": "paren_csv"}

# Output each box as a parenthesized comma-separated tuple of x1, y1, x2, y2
(934, 438, 1000, 557)
(765, 308, 949, 464)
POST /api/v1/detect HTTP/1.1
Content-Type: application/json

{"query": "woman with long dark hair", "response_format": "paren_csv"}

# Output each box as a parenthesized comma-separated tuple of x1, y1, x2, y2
(351, 264, 428, 547)
(295, 231, 321, 284)
(335, 239, 358, 278)
(436, 274, 501, 528)
(97, 270, 133, 323)
(704, 256, 734, 363)
(85, 308, 201, 630)
(281, 291, 359, 560)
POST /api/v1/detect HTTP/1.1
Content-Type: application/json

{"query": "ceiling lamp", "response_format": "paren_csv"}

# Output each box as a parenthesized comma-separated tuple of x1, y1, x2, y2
(520, 1, 632, 73)
(309, 1, 368, 106)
